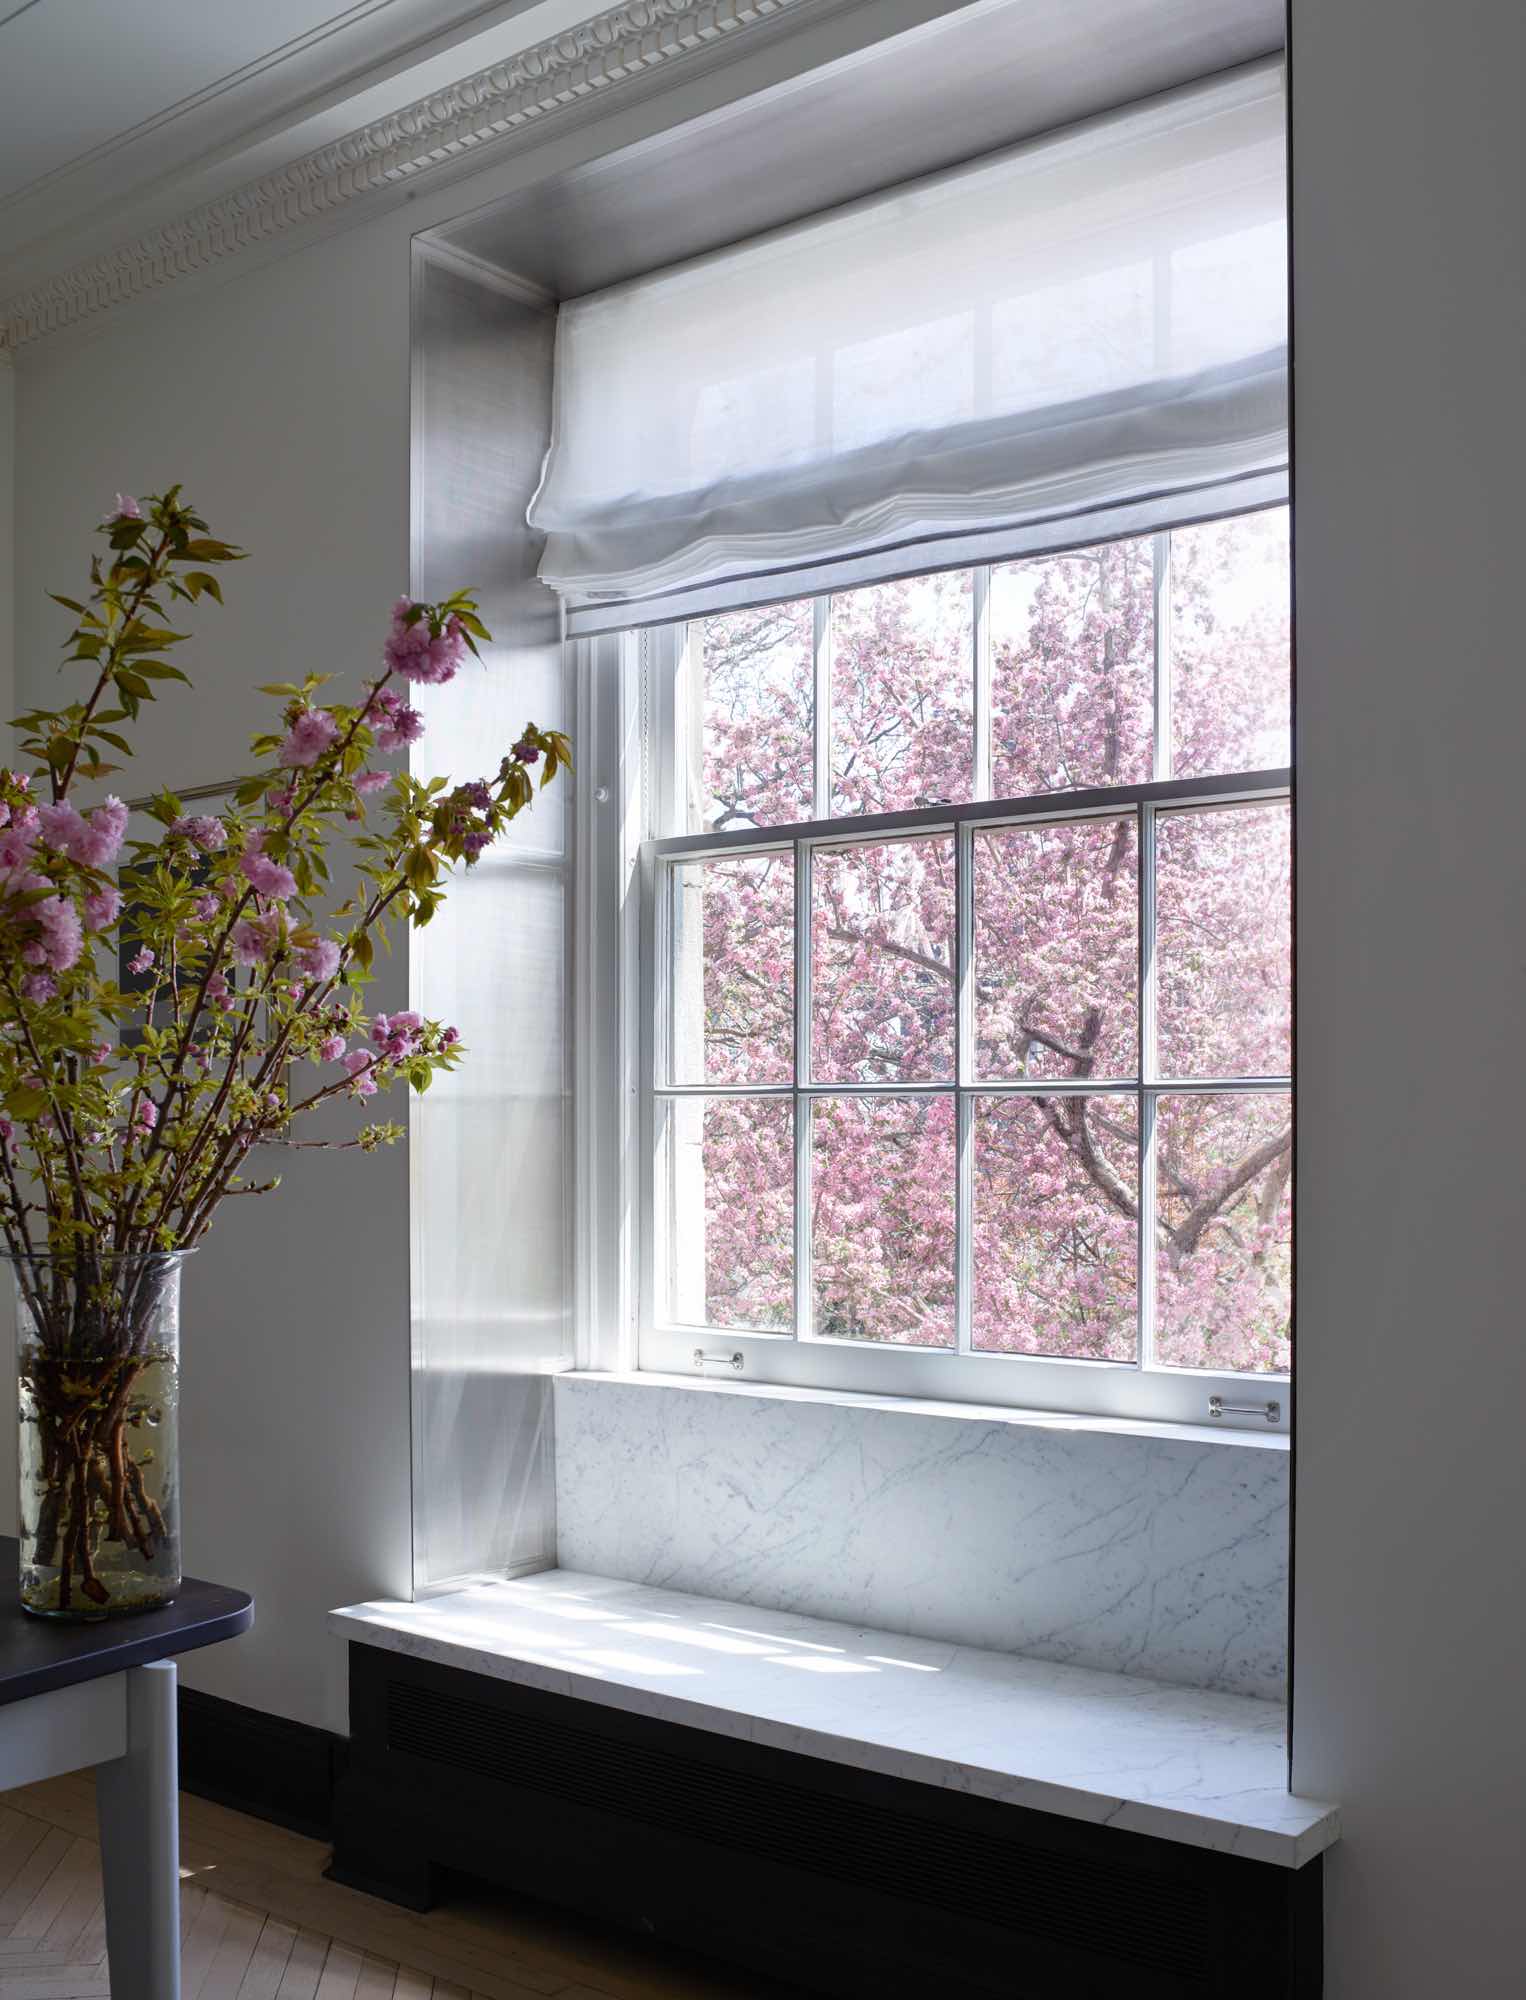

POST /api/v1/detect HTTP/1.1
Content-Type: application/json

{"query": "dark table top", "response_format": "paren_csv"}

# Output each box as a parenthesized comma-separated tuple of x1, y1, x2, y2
(0, 1538, 253, 1705)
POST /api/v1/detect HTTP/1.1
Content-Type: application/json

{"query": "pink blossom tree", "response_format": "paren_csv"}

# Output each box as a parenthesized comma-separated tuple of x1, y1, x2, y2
(679, 512, 1291, 1375)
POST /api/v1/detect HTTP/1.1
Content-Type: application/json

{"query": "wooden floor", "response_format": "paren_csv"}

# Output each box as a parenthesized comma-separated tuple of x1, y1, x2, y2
(0, 1775, 795, 1999)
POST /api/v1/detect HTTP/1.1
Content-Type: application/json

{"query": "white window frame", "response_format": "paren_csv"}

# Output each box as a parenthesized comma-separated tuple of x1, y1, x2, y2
(578, 520, 1292, 1430)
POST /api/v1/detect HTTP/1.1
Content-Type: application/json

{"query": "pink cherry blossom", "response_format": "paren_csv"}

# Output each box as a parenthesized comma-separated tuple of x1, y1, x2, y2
(369, 688, 425, 753)
(171, 814, 227, 851)
(127, 947, 154, 976)
(295, 938, 341, 982)
(84, 885, 122, 930)
(37, 796, 127, 869)
(318, 1034, 347, 1063)
(342, 1048, 377, 1097)
(277, 709, 340, 769)
(33, 897, 84, 972)
(240, 849, 298, 901)
(232, 913, 285, 965)
(384, 603, 468, 686)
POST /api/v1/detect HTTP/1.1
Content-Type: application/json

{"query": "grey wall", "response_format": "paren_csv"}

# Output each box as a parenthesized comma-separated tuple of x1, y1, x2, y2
(1289, 4, 1526, 1992)
(11, 214, 418, 1734)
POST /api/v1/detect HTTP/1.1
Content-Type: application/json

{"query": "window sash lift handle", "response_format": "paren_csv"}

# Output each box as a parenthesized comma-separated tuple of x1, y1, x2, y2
(694, 1348, 745, 1375)
(1208, 1395, 1282, 1424)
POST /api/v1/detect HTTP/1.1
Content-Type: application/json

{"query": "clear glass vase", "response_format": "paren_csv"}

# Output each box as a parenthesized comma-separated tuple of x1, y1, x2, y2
(11, 1250, 187, 1618)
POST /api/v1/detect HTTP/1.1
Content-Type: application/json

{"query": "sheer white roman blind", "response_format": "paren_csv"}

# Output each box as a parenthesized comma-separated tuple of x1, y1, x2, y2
(530, 60, 1287, 634)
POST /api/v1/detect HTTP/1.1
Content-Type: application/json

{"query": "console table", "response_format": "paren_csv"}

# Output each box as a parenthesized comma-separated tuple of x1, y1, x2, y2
(0, 1536, 252, 1999)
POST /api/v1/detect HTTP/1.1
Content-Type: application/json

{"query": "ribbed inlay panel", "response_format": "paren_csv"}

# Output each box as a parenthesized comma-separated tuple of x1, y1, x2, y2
(386, 1677, 1212, 1981)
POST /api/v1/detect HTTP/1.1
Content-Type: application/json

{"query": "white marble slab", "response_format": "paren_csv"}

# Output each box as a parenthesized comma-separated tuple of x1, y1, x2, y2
(553, 1373, 1290, 1700)
(330, 1570, 1337, 1869)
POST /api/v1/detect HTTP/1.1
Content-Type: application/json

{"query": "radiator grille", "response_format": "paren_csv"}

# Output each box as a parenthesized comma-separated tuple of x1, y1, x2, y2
(385, 1676, 1212, 1982)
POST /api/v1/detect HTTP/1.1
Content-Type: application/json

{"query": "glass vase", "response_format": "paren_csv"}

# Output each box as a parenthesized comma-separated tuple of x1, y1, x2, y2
(12, 1250, 186, 1618)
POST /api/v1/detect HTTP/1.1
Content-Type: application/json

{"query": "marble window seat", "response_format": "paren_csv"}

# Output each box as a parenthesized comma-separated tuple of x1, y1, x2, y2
(330, 1570, 1338, 1869)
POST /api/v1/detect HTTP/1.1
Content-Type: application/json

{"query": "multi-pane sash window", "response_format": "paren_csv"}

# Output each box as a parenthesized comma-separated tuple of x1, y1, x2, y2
(639, 509, 1291, 1425)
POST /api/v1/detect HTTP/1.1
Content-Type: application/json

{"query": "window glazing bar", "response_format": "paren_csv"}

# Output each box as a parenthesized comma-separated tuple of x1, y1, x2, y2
(1138, 799, 1159, 1372)
(812, 595, 833, 820)
(1152, 529, 1173, 785)
(647, 768, 1290, 860)
(972, 566, 992, 803)
(644, 1072, 1288, 1104)
(956, 817, 976, 1355)
(793, 837, 815, 1344)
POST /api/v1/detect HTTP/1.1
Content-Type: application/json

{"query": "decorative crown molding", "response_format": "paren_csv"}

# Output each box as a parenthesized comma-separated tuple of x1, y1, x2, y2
(0, 0, 817, 353)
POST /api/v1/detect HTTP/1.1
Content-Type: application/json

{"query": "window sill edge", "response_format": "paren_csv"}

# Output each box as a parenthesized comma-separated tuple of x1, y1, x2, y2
(556, 1368, 1289, 1451)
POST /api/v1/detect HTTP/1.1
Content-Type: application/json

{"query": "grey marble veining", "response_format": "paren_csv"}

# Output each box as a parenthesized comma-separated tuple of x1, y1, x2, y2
(553, 1373, 1289, 1700)
(330, 1570, 1336, 1868)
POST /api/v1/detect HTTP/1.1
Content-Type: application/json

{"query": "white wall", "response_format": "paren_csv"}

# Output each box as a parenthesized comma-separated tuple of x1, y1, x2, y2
(12, 215, 418, 1735)
(1289, 4, 1526, 1993)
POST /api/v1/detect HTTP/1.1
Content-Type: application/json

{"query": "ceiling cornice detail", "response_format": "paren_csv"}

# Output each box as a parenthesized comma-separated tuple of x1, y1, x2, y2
(0, 0, 817, 354)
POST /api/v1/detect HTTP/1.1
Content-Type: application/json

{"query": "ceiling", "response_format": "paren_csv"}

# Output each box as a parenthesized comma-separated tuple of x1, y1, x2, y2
(0, 0, 596, 295)
(0, 0, 1285, 331)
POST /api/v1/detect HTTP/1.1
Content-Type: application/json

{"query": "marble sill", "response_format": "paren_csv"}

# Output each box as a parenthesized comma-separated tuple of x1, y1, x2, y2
(330, 1571, 1336, 1869)
(568, 1369, 1290, 1454)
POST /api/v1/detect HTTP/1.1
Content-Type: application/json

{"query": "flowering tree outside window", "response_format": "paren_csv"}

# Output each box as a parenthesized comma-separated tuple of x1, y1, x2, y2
(659, 510, 1290, 1385)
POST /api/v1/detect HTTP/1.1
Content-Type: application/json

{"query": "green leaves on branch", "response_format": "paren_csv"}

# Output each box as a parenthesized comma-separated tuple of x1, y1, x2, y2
(0, 494, 570, 1268)
(22, 490, 245, 788)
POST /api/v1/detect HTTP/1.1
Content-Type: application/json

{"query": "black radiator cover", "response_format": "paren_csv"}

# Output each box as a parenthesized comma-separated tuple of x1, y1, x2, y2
(332, 1643, 1322, 1998)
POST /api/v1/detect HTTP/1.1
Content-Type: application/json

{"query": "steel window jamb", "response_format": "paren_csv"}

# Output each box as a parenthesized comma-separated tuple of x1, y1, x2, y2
(646, 768, 1290, 861)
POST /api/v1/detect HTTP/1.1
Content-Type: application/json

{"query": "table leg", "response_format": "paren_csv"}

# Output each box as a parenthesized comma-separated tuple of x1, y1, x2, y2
(95, 1659, 180, 1999)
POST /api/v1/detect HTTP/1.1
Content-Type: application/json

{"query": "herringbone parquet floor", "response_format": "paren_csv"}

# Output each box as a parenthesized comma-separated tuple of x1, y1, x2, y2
(0, 1774, 790, 1999)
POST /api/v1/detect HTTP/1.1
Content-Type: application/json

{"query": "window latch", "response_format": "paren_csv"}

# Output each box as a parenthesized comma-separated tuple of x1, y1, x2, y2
(1208, 1396, 1281, 1424)
(693, 1348, 745, 1375)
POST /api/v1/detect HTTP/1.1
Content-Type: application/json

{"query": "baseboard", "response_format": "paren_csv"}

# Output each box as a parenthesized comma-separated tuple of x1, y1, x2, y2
(177, 1687, 347, 1841)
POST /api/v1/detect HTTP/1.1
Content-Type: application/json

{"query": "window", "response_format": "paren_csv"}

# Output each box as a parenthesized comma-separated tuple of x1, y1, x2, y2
(632, 508, 1291, 1425)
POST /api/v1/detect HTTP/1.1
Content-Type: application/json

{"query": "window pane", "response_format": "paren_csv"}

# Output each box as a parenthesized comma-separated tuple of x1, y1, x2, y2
(811, 836, 955, 1083)
(1155, 802, 1290, 1079)
(990, 536, 1154, 798)
(974, 817, 1138, 1081)
(1171, 508, 1290, 779)
(1155, 1093, 1291, 1373)
(811, 1095, 955, 1347)
(669, 853, 794, 1086)
(693, 600, 814, 830)
(831, 570, 973, 813)
(666, 1096, 794, 1331)
(973, 1095, 1138, 1360)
